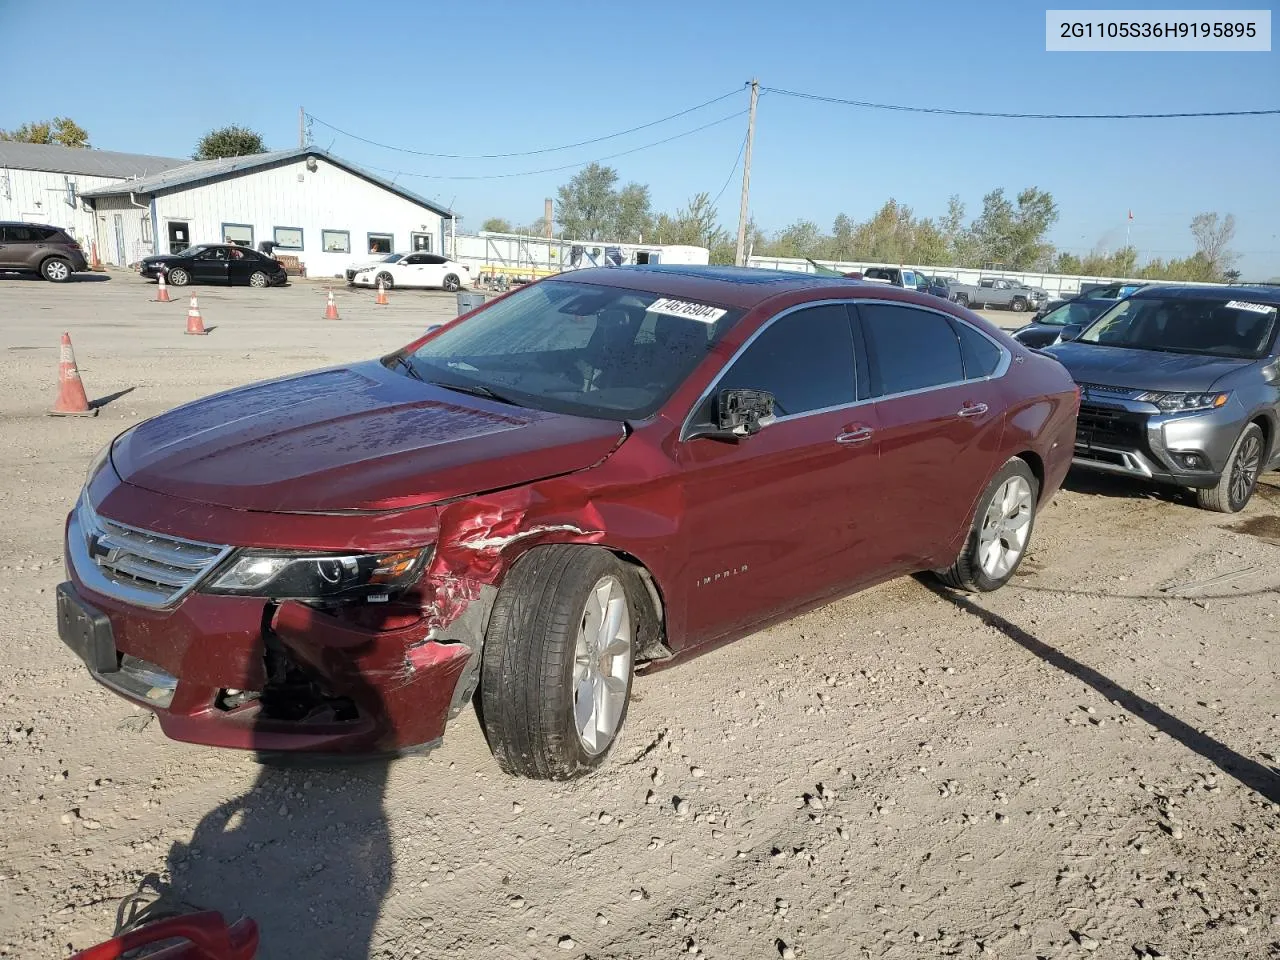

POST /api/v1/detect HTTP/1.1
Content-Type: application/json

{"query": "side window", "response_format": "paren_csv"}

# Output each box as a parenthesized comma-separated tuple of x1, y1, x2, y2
(4, 225, 33, 242)
(858, 303, 964, 396)
(954, 321, 1003, 379)
(401, 254, 424, 265)
(713, 304, 855, 418)
(422, 254, 448, 265)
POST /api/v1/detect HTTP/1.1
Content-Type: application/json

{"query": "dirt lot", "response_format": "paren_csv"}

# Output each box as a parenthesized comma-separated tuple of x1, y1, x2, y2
(0, 274, 1276, 960)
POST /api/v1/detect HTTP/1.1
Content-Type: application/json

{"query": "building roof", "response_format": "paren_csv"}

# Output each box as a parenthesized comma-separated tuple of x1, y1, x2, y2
(80, 147, 455, 217)
(0, 141, 185, 179)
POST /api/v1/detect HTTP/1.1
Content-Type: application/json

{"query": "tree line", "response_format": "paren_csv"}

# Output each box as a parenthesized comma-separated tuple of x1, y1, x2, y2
(483, 162, 1244, 282)
(1, 116, 267, 161)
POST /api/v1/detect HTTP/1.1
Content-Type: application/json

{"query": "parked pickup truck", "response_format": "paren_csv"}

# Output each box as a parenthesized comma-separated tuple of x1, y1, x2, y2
(949, 277, 1048, 312)
(861, 266, 927, 290)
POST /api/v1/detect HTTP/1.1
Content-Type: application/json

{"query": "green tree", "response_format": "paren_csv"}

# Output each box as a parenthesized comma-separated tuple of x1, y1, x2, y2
(0, 117, 90, 147)
(652, 192, 728, 249)
(481, 217, 513, 233)
(193, 125, 267, 160)
(970, 187, 1058, 270)
(614, 183, 653, 241)
(1189, 212, 1237, 276)
(767, 219, 826, 259)
(555, 163, 620, 240)
(829, 213, 857, 261)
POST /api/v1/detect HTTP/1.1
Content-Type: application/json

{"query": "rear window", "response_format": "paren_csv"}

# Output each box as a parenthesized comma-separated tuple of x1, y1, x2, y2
(1080, 296, 1278, 360)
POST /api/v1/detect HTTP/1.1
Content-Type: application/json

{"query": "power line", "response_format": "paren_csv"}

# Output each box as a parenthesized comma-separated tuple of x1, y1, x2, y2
(763, 85, 1280, 119)
(710, 131, 749, 210)
(360, 110, 748, 181)
(307, 87, 746, 160)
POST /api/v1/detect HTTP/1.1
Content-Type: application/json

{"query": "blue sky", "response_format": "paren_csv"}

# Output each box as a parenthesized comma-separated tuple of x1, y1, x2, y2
(3, 0, 1277, 276)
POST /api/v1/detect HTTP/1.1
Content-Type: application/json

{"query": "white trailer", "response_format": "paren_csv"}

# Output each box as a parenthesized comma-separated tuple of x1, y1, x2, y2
(453, 231, 710, 283)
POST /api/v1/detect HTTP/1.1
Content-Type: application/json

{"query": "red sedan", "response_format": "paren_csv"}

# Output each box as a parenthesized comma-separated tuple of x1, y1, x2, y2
(58, 266, 1079, 778)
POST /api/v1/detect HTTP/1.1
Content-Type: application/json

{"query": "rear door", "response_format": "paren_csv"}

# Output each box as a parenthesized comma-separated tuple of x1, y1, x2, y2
(418, 254, 449, 288)
(855, 301, 1008, 571)
(226, 247, 256, 284)
(677, 302, 882, 647)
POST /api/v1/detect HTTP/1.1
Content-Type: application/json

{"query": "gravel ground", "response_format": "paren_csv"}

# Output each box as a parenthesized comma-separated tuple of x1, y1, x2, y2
(0, 274, 1276, 960)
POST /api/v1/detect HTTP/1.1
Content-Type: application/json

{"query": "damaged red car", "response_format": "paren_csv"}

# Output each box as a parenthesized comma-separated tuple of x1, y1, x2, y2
(58, 266, 1078, 779)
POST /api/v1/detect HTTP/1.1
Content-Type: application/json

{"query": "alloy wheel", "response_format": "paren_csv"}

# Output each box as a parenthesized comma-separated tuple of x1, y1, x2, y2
(978, 475, 1034, 579)
(1230, 434, 1262, 508)
(572, 575, 632, 755)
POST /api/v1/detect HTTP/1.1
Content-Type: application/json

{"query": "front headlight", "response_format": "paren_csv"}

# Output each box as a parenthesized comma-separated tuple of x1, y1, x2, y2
(85, 442, 112, 484)
(1135, 390, 1230, 413)
(205, 547, 430, 601)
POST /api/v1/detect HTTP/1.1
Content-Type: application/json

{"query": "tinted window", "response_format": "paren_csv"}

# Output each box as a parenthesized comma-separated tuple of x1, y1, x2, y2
(956, 323, 1002, 379)
(401, 254, 425, 265)
(3, 225, 34, 242)
(859, 303, 964, 395)
(716, 304, 855, 417)
(421, 254, 448, 265)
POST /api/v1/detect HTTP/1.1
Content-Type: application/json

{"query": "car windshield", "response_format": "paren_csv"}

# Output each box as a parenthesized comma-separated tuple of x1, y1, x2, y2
(1078, 296, 1278, 359)
(378, 254, 403, 263)
(398, 280, 743, 420)
(1039, 299, 1114, 327)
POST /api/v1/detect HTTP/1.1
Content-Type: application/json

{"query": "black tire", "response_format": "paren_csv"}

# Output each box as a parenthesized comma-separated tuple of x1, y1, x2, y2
(41, 257, 73, 282)
(442, 273, 461, 293)
(376, 271, 394, 290)
(479, 545, 638, 780)
(248, 270, 269, 288)
(1010, 297, 1027, 312)
(953, 293, 970, 308)
(1196, 422, 1265, 513)
(935, 457, 1039, 593)
(167, 267, 190, 287)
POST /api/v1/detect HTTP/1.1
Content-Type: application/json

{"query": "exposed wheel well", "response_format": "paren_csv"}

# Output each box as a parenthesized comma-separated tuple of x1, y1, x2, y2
(606, 548, 671, 663)
(1015, 450, 1046, 500)
(1252, 415, 1273, 463)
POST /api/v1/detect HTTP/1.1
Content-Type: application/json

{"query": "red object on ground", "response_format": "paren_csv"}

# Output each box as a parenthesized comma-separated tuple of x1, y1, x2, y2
(324, 289, 340, 319)
(49, 332, 97, 417)
(90, 242, 103, 271)
(155, 271, 171, 302)
(375, 279, 389, 305)
(70, 912, 258, 960)
(186, 296, 208, 336)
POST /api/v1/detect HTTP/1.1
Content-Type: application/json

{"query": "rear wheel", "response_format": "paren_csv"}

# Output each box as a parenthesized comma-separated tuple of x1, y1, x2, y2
(167, 267, 189, 286)
(248, 271, 269, 288)
(480, 545, 637, 780)
(442, 273, 461, 292)
(935, 457, 1038, 592)
(41, 257, 72, 282)
(1196, 423, 1264, 513)
(953, 293, 970, 308)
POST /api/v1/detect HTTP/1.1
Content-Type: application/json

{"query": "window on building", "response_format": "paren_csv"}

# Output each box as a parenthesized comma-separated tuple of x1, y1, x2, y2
(273, 226, 303, 250)
(221, 223, 254, 247)
(367, 233, 394, 254)
(141, 217, 153, 243)
(411, 232, 432, 252)
(321, 230, 350, 253)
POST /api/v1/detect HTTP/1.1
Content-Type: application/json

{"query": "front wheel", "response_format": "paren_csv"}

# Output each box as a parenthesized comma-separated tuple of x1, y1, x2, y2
(1010, 297, 1027, 312)
(248, 271, 269, 288)
(167, 267, 190, 286)
(442, 273, 461, 292)
(935, 457, 1039, 592)
(1196, 423, 1264, 513)
(480, 545, 637, 780)
(42, 258, 72, 282)
(375, 272, 394, 290)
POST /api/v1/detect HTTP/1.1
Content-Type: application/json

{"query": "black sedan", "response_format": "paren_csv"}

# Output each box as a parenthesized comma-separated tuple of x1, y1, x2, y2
(1012, 297, 1117, 348)
(139, 244, 288, 288)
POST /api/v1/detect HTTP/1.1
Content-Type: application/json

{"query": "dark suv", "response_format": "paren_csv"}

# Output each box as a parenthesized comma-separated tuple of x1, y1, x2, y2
(1046, 285, 1280, 512)
(0, 222, 89, 281)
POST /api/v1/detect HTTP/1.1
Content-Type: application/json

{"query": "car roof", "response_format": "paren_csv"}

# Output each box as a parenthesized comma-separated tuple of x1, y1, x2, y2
(1129, 284, 1280, 306)
(545, 265, 914, 310)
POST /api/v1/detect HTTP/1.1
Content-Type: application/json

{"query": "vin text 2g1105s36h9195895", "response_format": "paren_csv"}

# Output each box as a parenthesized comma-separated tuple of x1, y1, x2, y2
(57, 266, 1079, 780)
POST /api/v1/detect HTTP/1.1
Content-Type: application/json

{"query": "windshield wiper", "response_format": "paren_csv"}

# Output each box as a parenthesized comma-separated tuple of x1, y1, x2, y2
(428, 379, 521, 406)
(387, 354, 426, 382)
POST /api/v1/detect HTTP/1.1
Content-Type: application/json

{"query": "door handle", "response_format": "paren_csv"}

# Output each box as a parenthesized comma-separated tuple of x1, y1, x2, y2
(957, 403, 988, 418)
(836, 427, 874, 445)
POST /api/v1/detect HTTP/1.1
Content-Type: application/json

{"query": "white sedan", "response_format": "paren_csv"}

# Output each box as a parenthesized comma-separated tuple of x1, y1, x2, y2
(351, 253, 472, 292)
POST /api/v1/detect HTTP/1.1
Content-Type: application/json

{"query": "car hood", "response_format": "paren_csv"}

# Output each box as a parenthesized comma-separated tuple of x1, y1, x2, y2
(1044, 341, 1252, 392)
(110, 361, 627, 512)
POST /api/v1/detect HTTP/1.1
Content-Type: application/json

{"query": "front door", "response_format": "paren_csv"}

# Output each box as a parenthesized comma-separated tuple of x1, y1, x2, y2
(189, 246, 230, 284)
(855, 301, 1007, 570)
(112, 214, 126, 266)
(168, 221, 190, 255)
(677, 302, 881, 648)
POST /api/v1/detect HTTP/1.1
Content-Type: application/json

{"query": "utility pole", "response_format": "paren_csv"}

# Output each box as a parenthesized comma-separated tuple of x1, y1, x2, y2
(734, 79, 759, 268)
(298, 106, 305, 148)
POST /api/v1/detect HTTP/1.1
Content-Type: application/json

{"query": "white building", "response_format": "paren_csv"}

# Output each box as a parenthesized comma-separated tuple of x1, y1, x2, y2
(0, 141, 184, 259)
(79, 147, 455, 277)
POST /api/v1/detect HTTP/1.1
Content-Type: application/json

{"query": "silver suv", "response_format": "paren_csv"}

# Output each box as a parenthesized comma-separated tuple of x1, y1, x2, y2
(1045, 285, 1279, 512)
(0, 222, 89, 281)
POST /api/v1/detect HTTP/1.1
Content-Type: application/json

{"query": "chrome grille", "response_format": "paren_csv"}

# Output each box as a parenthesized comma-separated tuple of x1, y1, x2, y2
(71, 496, 231, 609)
(1077, 382, 1137, 398)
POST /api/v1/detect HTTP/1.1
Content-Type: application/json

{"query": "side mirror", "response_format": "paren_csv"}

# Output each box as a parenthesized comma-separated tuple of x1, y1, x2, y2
(1058, 324, 1084, 342)
(717, 388, 774, 437)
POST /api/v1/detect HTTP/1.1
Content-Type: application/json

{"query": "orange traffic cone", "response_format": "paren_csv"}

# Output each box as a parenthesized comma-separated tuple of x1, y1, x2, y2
(185, 295, 208, 336)
(49, 333, 97, 417)
(375, 279, 389, 306)
(324, 289, 340, 319)
(89, 242, 103, 272)
(154, 271, 171, 302)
